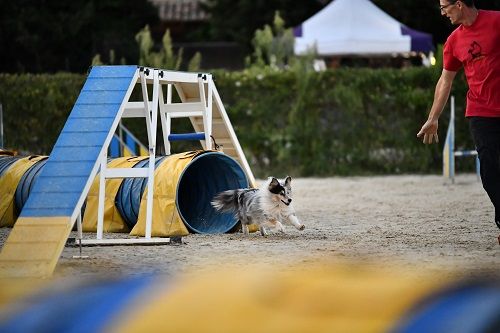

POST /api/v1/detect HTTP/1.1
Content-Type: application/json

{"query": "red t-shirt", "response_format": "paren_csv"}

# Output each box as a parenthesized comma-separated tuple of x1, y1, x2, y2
(443, 10, 500, 117)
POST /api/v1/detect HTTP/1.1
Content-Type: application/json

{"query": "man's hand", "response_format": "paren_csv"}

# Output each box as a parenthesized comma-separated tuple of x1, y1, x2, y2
(417, 119, 439, 144)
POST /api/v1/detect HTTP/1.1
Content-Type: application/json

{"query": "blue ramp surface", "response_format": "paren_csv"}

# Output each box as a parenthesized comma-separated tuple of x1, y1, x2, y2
(0, 66, 139, 278)
(21, 65, 138, 219)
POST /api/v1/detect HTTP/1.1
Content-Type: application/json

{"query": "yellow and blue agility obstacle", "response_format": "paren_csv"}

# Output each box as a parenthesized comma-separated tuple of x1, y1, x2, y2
(0, 264, 498, 333)
(0, 152, 248, 235)
(443, 96, 480, 183)
(0, 65, 255, 278)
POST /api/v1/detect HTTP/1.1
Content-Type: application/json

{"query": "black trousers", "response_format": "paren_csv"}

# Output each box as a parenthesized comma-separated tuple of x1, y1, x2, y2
(469, 117, 500, 230)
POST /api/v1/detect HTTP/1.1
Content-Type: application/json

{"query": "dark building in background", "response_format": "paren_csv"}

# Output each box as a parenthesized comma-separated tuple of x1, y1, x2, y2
(148, 0, 245, 70)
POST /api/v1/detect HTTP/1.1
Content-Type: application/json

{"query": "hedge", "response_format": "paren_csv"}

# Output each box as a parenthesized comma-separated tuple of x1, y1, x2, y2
(0, 68, 472, 177)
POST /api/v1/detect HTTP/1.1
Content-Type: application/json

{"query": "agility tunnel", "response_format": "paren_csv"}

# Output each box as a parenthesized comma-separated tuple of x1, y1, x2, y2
(0, 150, 248, 236)
(0, 66, 258, 279)
(0, 264, 498, 333)
(0, 155, 48, 228)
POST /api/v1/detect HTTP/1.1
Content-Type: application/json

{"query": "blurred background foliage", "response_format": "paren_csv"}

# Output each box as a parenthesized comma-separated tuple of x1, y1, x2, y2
(0, 0, 158, 73)
(0, 68, 472, 177)
(2, 0, 499, 73)
(0, 0, 496, 176)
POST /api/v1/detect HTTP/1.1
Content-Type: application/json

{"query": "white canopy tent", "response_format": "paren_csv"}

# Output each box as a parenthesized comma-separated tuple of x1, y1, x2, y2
(294, 0, 433, 56)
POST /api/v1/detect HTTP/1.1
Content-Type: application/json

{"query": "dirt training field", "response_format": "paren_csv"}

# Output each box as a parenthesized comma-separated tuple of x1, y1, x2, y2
(0, 174, 498, 280)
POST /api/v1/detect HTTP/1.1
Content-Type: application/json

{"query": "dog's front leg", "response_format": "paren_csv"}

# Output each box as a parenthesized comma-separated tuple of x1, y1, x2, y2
(269, 219, 285, 233)
(259, 225, 268, 236)
(275, 221, 285, 233)
(287, 214, 305, 231)
(242, 223, 250, 235)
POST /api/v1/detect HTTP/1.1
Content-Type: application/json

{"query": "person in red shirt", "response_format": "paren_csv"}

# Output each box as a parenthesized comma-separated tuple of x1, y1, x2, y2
(417, 0, 500, 243)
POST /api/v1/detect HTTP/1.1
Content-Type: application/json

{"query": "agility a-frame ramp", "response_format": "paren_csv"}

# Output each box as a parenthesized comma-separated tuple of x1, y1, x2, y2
(0, 65, 254, 278)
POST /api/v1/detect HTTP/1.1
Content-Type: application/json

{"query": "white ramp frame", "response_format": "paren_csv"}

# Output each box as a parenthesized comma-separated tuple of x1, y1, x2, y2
(89, 67, 168, 245)
(157, 71, 255, 186)
(159, 73, 213, 154)
(87, 67, 256, 245)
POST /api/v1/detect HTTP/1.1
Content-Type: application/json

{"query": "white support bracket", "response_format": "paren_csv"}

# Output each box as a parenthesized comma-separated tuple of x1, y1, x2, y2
(92, 67, 169, 245)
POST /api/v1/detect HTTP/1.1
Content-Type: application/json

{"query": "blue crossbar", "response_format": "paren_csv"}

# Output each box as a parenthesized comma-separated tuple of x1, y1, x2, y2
(454, 150, 478, 157)
(168, 132, 206, 141)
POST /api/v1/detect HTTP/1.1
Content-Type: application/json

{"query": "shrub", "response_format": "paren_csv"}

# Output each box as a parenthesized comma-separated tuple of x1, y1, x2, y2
(0, 68, 471, 176)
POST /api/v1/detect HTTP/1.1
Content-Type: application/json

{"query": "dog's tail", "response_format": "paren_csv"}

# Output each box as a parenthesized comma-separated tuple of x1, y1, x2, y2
(211, 190, 241, 213)
(212, 188, 258, 213)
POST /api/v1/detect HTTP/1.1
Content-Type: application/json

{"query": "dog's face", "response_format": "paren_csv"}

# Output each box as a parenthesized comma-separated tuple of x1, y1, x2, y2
(268, 176, 293, 206)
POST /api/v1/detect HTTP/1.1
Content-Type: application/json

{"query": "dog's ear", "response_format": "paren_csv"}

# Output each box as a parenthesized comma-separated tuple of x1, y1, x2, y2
(284, 176, 292, 187)
(269, 177, 279, 186)
(268, 177, 281, 194)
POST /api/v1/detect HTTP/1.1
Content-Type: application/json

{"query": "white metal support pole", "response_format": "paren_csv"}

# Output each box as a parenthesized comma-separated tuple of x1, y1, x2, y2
(140, 70, 153, 151)
(144, 70, 160, 239)
(72, 213, 89, 258)
(207, 76, 213, 149)
(159, 83, 172, 155)
(96, 154, 107, 240)
(198, 76, 211, 150)
(76, 213, 83, 241)
(76, 213, 83, 256)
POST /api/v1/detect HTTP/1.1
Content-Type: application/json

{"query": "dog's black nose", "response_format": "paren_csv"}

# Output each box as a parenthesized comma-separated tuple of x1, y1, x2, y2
(288, 199, 292, 203)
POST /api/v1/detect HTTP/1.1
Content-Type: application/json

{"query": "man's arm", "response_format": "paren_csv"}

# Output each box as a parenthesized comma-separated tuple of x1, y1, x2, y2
(417, 69, 457, 144)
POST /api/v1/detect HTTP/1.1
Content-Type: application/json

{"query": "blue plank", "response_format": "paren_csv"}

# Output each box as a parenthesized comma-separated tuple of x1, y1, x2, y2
(75, 91, 127, 105)
(41, 161, 96, 177)
(49, 147, 103, 162)
(62, 117, 115, 133)
(20, 65, 137, 218)
(89, 66, 138, 78)
(82, 77, 135, 92)
(21, 207, 75, 217)
(68, 104, 123, 119)
(55, 132, 108, 148)
(31, 176, 88, 192)
(23, 193, 81, 209)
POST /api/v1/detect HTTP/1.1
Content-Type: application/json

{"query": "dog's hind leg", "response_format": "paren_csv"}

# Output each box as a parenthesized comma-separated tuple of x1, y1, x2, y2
(287, 214, 305, 231)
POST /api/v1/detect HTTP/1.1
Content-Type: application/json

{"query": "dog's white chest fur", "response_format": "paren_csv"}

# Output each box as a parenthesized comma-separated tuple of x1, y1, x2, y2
(259, 194, 295, 220)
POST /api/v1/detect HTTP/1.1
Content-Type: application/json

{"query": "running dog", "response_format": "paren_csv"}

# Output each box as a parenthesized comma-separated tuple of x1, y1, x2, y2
(211, 176, 305, 236)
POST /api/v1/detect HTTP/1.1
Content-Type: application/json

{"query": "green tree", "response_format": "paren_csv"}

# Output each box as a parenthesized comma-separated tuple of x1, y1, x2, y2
(135, 25, 201, 71)
(247, 11, 295, 70)
(200, 0, 325, 51)
(0, 0, 158, 73)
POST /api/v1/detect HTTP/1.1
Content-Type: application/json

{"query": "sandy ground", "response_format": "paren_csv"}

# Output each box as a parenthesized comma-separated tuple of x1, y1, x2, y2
(1, 174, 499, 280)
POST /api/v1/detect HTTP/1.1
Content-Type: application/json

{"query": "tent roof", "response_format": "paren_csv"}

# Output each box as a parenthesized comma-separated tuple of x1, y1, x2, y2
(294, 0, 433, 56)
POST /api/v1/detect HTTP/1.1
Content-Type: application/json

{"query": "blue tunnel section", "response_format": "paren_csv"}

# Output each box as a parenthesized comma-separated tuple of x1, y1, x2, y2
(0, 155, 23, 177)
(176, 152, 248, 234)
(14, 157, 48, 215)
(115, 156, 167, 230)
(4, 152, 248, 234)
(114, 152, 249, 233)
